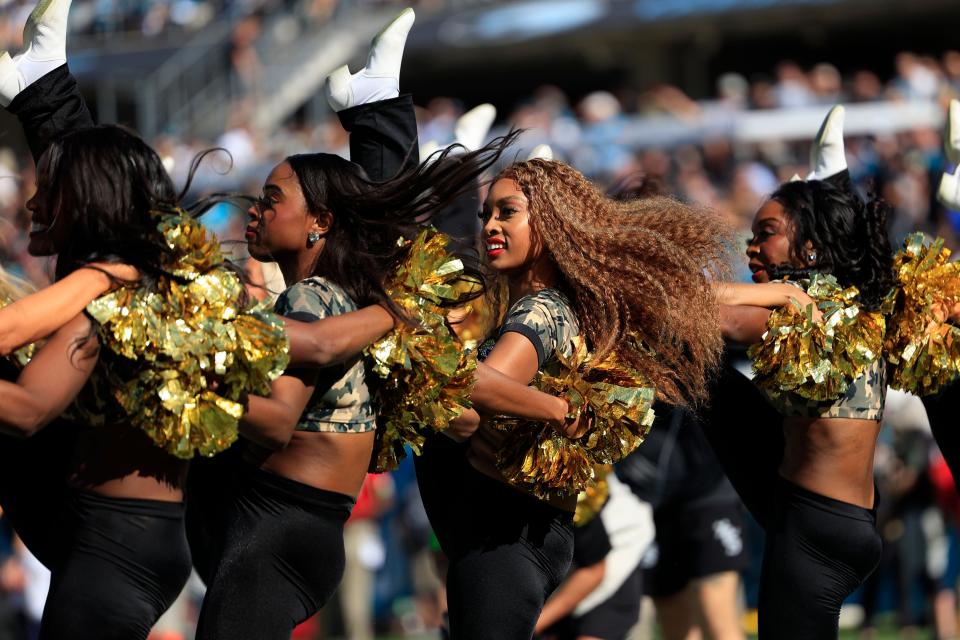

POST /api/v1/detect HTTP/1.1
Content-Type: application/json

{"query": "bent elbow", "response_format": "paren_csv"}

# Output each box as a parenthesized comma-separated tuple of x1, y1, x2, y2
(2, 414, 46, 439)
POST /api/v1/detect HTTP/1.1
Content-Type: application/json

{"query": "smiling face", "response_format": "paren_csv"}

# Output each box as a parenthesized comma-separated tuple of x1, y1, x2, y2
(246, 161, 322, 262)
(480, 178, 541, 273)
(745, 199, 800, 282)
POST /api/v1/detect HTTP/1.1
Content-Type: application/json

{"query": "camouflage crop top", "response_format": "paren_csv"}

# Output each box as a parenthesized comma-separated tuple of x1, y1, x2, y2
(757, 279, 886, 420)
(274, 277, 376, 433)
(762, 359, 886, 420)
(479, 288, 580, 368)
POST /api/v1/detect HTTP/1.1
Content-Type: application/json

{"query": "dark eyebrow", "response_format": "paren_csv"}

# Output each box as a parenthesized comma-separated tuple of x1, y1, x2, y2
(263, 184, 282, 196)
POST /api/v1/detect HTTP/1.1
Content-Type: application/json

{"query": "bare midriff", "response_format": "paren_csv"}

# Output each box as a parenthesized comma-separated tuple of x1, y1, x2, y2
(69, 424, 188, 502)
(248, 430, 375, 498)
(468, 423, 577, 512)
(780, 416, 881, 509)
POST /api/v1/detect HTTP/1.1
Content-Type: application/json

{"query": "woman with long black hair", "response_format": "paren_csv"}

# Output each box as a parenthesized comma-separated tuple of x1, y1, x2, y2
(0, 122, 291, 638)
(706, 107, 899, 638)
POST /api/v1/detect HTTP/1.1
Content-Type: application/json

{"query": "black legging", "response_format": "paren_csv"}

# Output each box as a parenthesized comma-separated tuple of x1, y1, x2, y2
(192, 460, 354, 640)
(759, 478, 881, 638)
(39, 491, 192, 640)
(416, 434, 575, 640)
(697, 357, 882, 639)
(922, 377, 960, 492)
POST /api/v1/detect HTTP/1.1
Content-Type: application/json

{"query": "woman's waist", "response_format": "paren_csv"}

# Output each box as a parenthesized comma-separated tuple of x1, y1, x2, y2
(780, 416, 880, 508)
(468, 426, 577, 513)
(242, 430, 374, 497)
(69, 427, 188, 500)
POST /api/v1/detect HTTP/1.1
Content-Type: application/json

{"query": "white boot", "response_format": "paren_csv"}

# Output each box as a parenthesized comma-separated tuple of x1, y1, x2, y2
(945, 99, 960, 166)
(0, 0, 72, 107)
(454, 103, 496, 152)
(325, 8, 415, 112)
(939, 165, 960, 211)
(527, 144, 553, 161)
(808, 105, 847, 180)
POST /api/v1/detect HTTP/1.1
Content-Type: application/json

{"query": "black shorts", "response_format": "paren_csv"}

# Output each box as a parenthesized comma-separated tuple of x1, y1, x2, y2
(548, 565, 643, 640)
(645, 500, 748, 598)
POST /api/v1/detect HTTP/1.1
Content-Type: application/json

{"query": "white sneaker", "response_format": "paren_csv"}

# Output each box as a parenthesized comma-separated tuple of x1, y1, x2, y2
(0, 53, 19, 108)
(0, 0, 72, 107)
(325, 8, 415, 112)
(527, 144, 554, 161)
(939, 165, 960, 211)
(945, 99, 960, 167)
(454, 104, 496, 152)
(808, 104, 846, 180)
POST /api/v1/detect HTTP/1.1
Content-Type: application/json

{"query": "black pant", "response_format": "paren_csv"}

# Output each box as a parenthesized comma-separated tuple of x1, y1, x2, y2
(416, 434, 575, 640)
(38, 491, 191, 640)
(697, 358, 882, 639)
(6, 64, 93, 163)
(922, 378, 960, 492)
(759, 479, 881, 639)
(191, 461, 354, 640)
(0, 419, 75, 569)
(7, 64, 419, 186)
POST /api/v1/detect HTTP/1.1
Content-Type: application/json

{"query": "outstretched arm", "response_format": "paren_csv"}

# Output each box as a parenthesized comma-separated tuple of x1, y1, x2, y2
(720, 305, 771, 346)
(284, 305, 395, 368)
(0, 313, 98, 437)
(0, 264, 137, 355)
(715, 281, 817, 311)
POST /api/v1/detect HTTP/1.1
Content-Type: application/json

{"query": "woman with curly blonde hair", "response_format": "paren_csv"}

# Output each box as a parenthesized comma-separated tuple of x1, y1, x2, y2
(416, 158, 735, 640)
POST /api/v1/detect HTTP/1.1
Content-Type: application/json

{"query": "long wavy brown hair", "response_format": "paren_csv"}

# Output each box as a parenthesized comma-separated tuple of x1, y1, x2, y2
(497, 160, 734, 406)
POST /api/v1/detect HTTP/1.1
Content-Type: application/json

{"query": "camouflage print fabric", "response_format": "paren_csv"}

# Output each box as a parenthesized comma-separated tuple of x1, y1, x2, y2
(274, 277, 375, 433)
(765, 358, 886, 420)
(478, 288, 580, 369)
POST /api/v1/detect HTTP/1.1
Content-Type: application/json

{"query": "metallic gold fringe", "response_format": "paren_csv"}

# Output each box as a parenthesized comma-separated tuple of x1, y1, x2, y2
(573, 464, 612, 526)
(749, 275, 885, 402)
(491, 336, 656, 501)
(367, 228, 479, 472)
(884, 233, 960, 396)
(76, 206, 289, 458)
(0, 296, 34, 370)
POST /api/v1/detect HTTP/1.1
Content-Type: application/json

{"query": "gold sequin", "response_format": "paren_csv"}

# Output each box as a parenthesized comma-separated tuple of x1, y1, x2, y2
(490, 336, 656, 501)
(885, 233, 960, 395)
(75, 205, 289, 458)
(367, 228, 479, 472)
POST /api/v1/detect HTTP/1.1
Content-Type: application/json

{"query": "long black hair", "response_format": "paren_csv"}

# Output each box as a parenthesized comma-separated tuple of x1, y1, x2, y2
(282, 131, 520, 311)
(35, 125, 179, 282)
(768, 179, 894, 311)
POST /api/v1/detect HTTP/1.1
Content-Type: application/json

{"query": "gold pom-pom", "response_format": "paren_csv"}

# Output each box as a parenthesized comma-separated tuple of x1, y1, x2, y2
(749, 275, 885, 402)
(491, 336, 656, 501)
(884, 233, 960, 395)
(0, 267, 37, 370)
(574, 464, 612, 526)
(76, 207, 289, 458)
(367, 228, 479, 472)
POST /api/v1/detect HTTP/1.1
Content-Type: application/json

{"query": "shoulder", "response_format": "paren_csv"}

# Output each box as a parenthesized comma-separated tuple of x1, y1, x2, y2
(500, 289, 579, 368)
(505, 289, 577, 329)
(274, 277, 358, 321)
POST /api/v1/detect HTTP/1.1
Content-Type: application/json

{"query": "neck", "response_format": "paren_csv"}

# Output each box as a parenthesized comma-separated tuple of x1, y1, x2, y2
(507, 258, 561, 304)
(277, 246, 321, 286)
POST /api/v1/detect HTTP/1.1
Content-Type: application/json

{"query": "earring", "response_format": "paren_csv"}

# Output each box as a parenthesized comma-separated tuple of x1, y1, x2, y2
(808, 251, 817, 263)
(307, 231, 320, 244)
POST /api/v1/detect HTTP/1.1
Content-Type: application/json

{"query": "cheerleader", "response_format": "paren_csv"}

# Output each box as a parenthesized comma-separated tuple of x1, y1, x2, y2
(706, 106, 938, 638)
(417, 157, 732, 639)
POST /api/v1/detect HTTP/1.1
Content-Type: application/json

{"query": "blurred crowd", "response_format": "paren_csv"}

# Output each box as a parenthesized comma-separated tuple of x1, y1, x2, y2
(2, 37, 960, 638)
